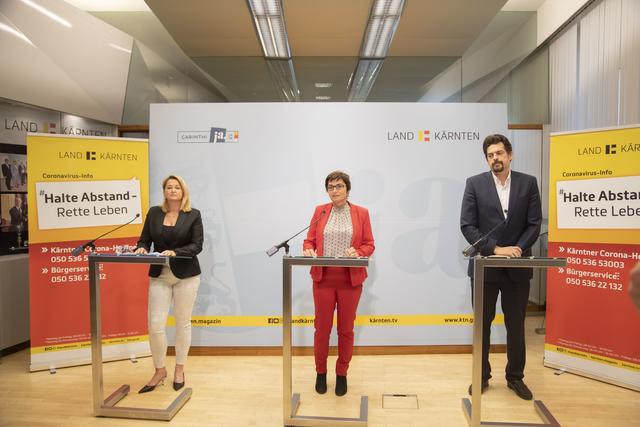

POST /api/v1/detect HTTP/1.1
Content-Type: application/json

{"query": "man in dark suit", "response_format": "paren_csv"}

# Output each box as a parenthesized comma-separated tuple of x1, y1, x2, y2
(460, 134, 542, 400)
(2, 158, 11, 191)
(9, 195, 24, 226)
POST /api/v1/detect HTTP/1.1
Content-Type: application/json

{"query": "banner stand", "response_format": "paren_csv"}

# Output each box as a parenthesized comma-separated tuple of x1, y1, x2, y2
(545, 125, 640, 391)
(28, 133, 150, 371)
(89, 253, 191, 421)
(542, 362, 640, 393)
(282, 256, 369, 427)
(461, 256, 566, 427)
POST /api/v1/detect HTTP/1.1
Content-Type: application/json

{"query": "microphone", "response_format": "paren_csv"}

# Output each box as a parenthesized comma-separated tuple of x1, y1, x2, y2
(266, 210, 326, 257)
(462, 209, 508, 257)
(71, 213, 141, 256)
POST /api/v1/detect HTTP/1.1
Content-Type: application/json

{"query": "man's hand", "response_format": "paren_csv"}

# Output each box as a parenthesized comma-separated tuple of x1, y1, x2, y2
(494, 245, 522, 258)
(134, 247, 147, 254)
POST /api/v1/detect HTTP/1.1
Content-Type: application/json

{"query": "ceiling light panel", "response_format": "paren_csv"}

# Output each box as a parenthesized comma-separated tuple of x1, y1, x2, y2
(347, 59, 384, 102)
(266, 59, 300, 101)
(360, 0, 405, 58)
(247, 0, 291, 58)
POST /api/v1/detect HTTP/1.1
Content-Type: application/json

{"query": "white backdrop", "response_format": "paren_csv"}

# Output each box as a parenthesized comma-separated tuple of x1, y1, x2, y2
(149, 103, 508, 346)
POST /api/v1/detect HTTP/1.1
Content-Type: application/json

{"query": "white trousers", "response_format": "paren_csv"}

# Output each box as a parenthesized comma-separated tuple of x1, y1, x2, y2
(148, 266, 200, 368)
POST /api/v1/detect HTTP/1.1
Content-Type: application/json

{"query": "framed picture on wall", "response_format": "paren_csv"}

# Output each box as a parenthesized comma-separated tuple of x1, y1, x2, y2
(0, 193, 27, 232)
(0, 143, 28, 254)
(0, 144, 27, 193)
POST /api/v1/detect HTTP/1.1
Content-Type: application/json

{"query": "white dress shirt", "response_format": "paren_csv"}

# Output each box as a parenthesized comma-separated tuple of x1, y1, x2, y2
(492, 171, 511, 219)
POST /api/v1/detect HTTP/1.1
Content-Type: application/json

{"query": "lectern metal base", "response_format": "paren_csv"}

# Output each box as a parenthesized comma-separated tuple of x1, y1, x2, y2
(95, 385, 192, 421)
(284, 393, 368, 427)
(462, 257, 566, 427)
(461, 398, 560, 427)
(89, 254, 193, 422)
(281, 257, 371, 427)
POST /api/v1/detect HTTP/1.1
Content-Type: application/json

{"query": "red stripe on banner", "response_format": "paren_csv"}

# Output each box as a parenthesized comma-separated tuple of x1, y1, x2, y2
(29, 237, 149, 348)
(546, 242, 640, 366)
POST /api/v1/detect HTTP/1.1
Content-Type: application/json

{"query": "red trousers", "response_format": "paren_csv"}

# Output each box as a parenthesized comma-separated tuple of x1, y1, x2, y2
(313, 267, 362, 376)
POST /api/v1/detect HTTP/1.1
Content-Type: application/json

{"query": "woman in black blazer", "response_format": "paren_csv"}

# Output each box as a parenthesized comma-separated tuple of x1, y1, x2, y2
(134, 175, 203, 393)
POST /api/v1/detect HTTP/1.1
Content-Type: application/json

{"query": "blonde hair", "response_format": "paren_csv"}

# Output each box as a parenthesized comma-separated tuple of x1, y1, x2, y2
(161, 175, 191, 212)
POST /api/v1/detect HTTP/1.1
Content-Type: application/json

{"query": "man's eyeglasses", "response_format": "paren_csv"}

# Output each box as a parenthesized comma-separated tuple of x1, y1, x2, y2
(327, 184, 346, 191)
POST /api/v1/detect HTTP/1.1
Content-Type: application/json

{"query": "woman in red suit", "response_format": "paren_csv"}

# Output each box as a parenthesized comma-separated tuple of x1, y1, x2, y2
(303, 170, 375, 396)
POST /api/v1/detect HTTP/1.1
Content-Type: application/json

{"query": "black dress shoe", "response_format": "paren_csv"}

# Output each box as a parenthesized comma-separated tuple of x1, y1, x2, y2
(467, 380, 489, 395)
(138, 377, 165, 394)
(173, 374, 185, 391)
(315, 373, 327, 394)
(335, 375, 347, 396)
(507, 379, 533, 400)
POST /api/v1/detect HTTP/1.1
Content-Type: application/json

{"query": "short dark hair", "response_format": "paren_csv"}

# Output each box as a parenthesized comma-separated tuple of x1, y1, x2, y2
(325, 170, 351, 192)
(482, 134, 512, 157)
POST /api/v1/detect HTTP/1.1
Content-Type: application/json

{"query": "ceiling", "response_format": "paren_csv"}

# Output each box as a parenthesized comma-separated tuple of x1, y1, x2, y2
(69, 0, 545, 102)
(146, 0, 506, 57)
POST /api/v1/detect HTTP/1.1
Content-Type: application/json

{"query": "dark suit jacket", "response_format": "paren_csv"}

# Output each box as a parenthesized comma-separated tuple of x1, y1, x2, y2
(136, 206, 203, 278)
(9, 206, 23, 226)
(303, 202, 375, 286)
(460, 170, 542, 282)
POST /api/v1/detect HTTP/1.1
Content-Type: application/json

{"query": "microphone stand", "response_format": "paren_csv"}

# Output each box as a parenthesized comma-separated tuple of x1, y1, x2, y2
(71, 213, 140, 256)
(266, 211, 325, 257)
(462, 210, 508, 257)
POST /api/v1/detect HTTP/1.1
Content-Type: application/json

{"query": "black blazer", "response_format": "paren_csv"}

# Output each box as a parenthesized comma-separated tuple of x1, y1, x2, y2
(136, 206, 203, 278)
(460, 170, 542, 282)
(9, 206, 24, 225)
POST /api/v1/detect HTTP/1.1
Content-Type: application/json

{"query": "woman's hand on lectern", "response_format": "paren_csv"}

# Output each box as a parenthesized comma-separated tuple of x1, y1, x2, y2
(345, 247, 358, 257)
(134, 247, 147, 254)
(303, 248, 317, 257)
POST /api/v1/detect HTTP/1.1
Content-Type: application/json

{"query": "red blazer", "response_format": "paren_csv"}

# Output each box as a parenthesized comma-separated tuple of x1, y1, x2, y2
(303, 202, 375, 286)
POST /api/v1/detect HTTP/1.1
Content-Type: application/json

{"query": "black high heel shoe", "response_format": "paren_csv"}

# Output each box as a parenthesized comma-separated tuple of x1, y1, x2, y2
(138, 376, 166, 394)
(173, 373, 185, 391)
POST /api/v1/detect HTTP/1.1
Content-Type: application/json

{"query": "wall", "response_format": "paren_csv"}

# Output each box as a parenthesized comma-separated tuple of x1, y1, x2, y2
(550, 0, 640, 132)
(0, 254, 29, 352)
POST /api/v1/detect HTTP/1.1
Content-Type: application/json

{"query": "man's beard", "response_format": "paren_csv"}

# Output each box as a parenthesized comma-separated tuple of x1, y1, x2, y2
(492, 161, 504, 172)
